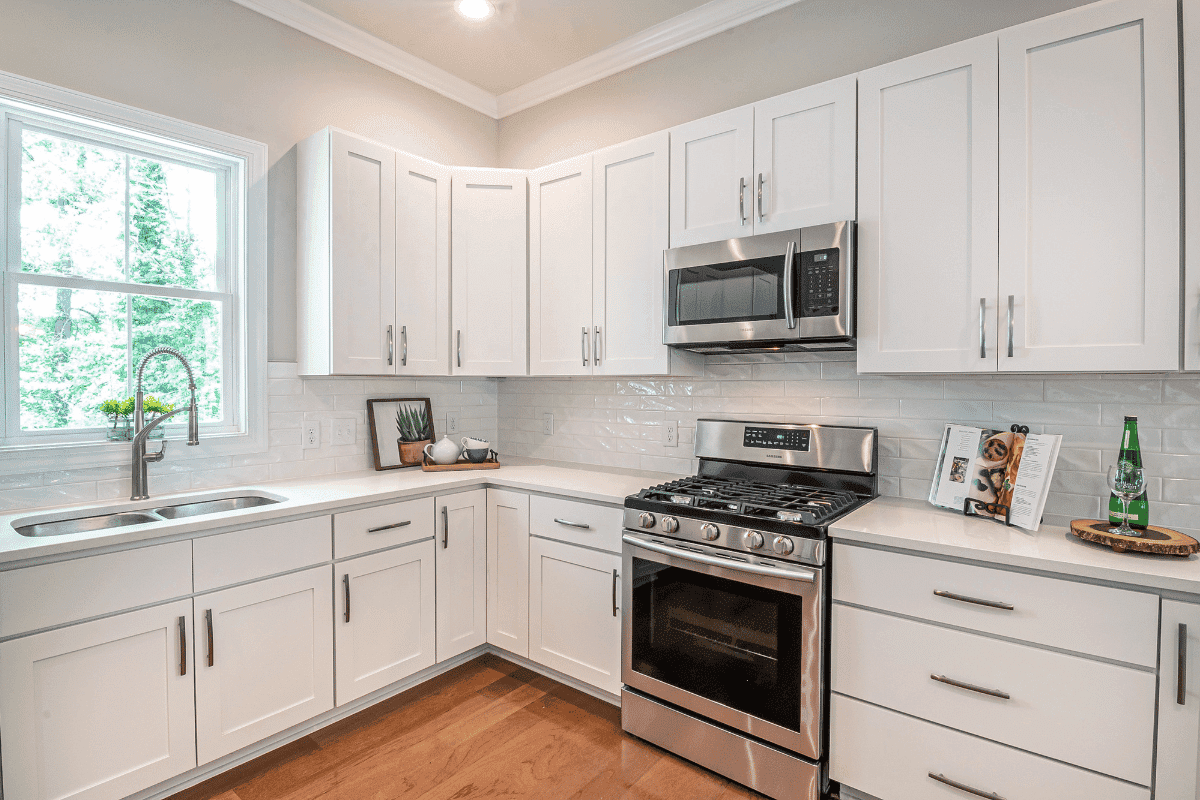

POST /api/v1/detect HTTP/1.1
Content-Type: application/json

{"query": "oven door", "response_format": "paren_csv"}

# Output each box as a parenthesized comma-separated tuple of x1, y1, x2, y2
(621, 532, 824, 760)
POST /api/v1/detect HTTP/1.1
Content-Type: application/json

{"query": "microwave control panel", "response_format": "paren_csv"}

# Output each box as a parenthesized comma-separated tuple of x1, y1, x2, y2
(798, 248, 840, 317)
(743, 427, 811, 451)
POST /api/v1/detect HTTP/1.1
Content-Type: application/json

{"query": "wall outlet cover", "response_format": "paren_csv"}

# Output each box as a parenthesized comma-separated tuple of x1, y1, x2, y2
(447, 411, 460, 434)
(332, 418, 355, 446)
(543, 412, 554, 436)
(302, 421, 320, 449)
(664, 421, 678, 447)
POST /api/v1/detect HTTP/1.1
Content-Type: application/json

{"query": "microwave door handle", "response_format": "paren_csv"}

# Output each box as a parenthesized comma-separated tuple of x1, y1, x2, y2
(783, 240, 797, 330)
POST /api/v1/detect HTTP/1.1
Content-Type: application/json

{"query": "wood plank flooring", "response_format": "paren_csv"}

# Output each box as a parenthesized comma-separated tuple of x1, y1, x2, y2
(169, 654, 768, 800)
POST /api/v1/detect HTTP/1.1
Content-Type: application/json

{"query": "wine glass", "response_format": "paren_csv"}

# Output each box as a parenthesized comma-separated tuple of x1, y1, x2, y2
(1107, 461, 1146, 536)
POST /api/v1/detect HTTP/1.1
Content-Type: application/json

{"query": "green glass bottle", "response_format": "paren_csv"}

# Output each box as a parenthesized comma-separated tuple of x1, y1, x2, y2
(1109, 416, 1149, 529)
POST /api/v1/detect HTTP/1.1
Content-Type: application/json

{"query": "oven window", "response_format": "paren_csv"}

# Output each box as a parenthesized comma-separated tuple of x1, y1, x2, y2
(670, 256, 786, 326)
(629, 556, 803, 731)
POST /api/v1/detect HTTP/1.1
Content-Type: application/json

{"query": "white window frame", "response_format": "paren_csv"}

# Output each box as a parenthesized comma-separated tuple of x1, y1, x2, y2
(0, 69, 267, 474)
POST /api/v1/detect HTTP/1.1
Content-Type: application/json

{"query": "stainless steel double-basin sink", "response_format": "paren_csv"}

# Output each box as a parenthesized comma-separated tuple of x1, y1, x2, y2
(14, 494, 283, 538)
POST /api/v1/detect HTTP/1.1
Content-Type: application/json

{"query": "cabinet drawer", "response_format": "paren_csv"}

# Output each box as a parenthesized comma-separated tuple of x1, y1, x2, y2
(334, 498, 434, 559)
(832, 544, 1158, 666)
(0, 541, 191, 637)
(193, 516, 330, 592)
(830, 694, 1149, 800)
(529, 495, 622, 553)
(831, 604, 1155, 785)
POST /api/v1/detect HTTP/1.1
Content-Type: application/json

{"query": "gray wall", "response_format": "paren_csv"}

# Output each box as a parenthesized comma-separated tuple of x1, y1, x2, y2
(497, 0, 1096, 168)
(0, 0, 500, 362)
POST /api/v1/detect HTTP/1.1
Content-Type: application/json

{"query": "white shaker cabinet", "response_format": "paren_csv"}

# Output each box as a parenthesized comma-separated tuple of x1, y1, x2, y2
(856, 36, 1000, 373)
(436, 490, 488, 660)
(1182, 0, 1200, 371)
(298, 128, 397, 376)
(451, 169, 528, 376)
(0, 599, 196, 800)
(669, 106, 755, 247)
(753, 75, 857, 234)
(194, 566, 334, 764)
(486, 488, 530, 657)
(335, 540, 436, 706)
(998, 0, 1179, 372)
(395, 152, 451, 375)
(529, 155, 593, 376)
(1156, 599, 1200, 799)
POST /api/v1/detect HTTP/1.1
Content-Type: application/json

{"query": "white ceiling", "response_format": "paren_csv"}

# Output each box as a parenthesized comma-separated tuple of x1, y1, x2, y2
(230, 0, 806, 117)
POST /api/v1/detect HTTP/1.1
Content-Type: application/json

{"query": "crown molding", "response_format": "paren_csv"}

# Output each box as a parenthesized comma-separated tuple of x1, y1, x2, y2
(228, 0, 807, 120)
(227, 0, 499, 117)
(495, 0, 807, 118)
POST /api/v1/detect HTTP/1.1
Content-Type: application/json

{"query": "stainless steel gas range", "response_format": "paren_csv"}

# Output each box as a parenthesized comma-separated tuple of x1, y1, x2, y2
(620, 419, 878, 800)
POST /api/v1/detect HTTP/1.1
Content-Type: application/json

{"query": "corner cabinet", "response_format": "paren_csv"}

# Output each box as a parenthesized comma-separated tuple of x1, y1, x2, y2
(451, 169, 528, 376)
(486, 488, 530, 656)
(435, 490, 488, 660)
(1156, 600, 1200, 798)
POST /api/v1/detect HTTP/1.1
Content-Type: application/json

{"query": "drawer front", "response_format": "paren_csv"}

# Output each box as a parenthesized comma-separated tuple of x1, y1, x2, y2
(832, 543, 1158, 666)
(830, 694, 1149, 800)
(193, 516, 331, 592)
(529, 495, 622, 553)
(831, 604, 1155, 785)
(334, 498, 434, 559)
(0, 541, 191, 637)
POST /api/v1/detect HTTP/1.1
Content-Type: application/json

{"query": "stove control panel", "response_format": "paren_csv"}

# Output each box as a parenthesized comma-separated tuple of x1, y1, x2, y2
(743, 426, 811, 452)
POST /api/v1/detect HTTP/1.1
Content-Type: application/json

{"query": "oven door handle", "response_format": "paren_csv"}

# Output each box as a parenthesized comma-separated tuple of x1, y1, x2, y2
(623, 533, 815, 583)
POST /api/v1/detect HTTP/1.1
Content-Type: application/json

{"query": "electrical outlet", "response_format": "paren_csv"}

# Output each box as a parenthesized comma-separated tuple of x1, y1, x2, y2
(664, 421, 678, 447)
(447, 412, 460, 434)
(302, 421, 320, 449)
(332, 418, 355, 446)
(543, 412, 554, 435)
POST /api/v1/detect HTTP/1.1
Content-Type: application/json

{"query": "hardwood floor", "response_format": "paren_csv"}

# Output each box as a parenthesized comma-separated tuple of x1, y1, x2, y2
(169, 654, 768, 800)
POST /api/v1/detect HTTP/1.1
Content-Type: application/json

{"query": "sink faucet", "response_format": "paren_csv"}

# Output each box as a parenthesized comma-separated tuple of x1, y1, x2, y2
(131, 347, 200, 501)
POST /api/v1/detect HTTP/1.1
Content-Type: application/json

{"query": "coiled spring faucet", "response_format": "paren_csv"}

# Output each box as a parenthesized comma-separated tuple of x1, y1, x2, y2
(131, 347, 200, 500)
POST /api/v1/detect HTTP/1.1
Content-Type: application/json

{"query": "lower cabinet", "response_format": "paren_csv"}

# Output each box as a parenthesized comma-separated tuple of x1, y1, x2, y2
(335, 540, 436, 706)
(436, 489, 487, 661)
(528, 536, 622, 695)
(487, 488, 530, 657)
(0, 599, 197, 800)
(194, 565, 334, 764)
(1156, 599, 1200, 798)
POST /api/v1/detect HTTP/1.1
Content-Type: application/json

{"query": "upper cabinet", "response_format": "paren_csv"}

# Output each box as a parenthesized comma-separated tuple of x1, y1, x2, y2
(1183, 0, 1200, 371)
(452, 169, 529, 377)
(669, 106, 755, 247)
(395, 153, 451, 376)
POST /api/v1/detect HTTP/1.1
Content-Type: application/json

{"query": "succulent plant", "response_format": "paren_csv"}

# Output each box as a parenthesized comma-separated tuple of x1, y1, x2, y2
(395, 405, 431, 442)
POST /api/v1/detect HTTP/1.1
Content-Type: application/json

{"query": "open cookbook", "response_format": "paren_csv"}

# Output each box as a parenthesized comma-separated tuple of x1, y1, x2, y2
(928, 424, 1062, 531)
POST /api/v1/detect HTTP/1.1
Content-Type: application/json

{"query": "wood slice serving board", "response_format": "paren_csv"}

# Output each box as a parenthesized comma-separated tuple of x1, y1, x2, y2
(1070, 519, 1199, 556)
(421, 457, 500, 472)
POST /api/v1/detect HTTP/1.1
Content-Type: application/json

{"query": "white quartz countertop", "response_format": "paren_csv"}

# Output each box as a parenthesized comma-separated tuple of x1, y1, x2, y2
(0, 460, 666, 566)
(832, 496, 1200, 595)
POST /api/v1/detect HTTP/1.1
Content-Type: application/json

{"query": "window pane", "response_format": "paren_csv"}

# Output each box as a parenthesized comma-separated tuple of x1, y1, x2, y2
(18, 284, 127, 430)
(132, 295, 223, 423)
(20, 131, 126, 281)
(129, 156, 219, 291)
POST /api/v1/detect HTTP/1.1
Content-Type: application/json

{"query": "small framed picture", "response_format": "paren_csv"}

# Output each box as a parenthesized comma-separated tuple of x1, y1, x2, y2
(367, 397, 434, 470)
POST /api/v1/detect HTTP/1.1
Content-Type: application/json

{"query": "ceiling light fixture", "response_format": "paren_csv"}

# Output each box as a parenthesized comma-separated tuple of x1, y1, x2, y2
(455, 0, 495, 21)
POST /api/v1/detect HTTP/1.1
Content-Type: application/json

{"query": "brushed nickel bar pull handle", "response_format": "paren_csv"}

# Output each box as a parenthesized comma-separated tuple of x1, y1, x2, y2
(782, 241, 797, 330)
(739, 177, 746, 226)
(441, 506, 449, 549)
(582, 327, 588, 367)
(979, 298, 986, 358)
(931, 674, 1010, 700)
(205, 608, 214, 668)
(1006, 295, 1015, 358)
(554, 518, 591, 530)
(934, 589, 1014, 611)
(401, 325, 408, 367)
(387, 325, 394, 366)
(594, 326, 601, 365)
(757, 173, 765, 222)
(367, 520, 412, 533)
(612, 569, 619, 617)
(178, 616, 187, 677)
(344, 574, 351, 623)
(929, 772, 1006, 800)
(1180, 623, 1190, 705)
(456, 330, 462, 368)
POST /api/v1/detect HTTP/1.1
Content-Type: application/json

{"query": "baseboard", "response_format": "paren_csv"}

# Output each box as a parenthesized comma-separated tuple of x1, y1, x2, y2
(482, 645, 620, 707)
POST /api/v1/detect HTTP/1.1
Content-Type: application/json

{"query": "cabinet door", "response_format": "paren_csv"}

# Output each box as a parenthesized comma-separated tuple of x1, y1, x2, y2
(528, 536, 621, 695)
(1183, 0, 1200, 371)
(486, 489, 530, 656)
(451, 169, 528, 376)
(194, 566, 334, 764)
(330, 129, 397, 375)
(529, 155, 593, 376)
(857, 36, 999, 373)
(753, 75, 857, 233)
(1156, 599, 1200, 799)
(435, 489, 487, 660)
(335, 540, 436, 706)
(669, 106, 754, 247)
(0, 600, 195, 800)
(592, 132, 672, 376)
(998, 0, 1179, 372)
(395, 152, 451, 375)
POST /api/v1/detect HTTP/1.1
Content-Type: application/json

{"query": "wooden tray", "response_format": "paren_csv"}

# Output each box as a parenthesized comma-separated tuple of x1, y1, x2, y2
(1070, 519, 1199, 556)
(421, 456, 500, 472)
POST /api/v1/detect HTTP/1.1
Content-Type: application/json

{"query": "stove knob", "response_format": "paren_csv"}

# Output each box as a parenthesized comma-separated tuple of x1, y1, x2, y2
(700, 523, 720, 541)
(661, 516, 679, 534)
(744, 531, 765, 550)
(638, 512, 656, 529)
(772, 536, 795, 556)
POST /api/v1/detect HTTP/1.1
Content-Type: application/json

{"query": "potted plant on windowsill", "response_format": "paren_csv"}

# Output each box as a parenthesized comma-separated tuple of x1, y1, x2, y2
(98, 396, 175, 441)
(395, 405, 432, 464)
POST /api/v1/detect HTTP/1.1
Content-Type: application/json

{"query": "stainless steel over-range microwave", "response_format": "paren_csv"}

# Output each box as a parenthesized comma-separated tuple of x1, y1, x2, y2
(663, 222, 855, 354)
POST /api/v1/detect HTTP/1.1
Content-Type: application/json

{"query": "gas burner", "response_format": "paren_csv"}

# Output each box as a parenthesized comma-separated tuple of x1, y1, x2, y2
(633, 476, 860, 528)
